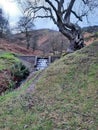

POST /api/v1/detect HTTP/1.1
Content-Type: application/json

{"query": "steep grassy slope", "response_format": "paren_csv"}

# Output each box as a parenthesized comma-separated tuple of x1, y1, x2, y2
(0, 42, 98, 130)
(35, 42, 98, 129)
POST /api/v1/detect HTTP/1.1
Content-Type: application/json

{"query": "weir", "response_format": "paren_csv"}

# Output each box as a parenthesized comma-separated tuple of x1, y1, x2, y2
(34, 56, 51, 70)
(17, 55, 60, 71)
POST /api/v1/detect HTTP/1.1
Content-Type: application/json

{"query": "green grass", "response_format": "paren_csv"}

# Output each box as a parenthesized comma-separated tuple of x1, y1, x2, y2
(0, 52, 19, 71)
(0, 42, 98, 130)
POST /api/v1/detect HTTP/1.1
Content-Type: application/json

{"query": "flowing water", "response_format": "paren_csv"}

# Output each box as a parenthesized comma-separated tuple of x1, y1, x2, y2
(36, 58, 48, 70)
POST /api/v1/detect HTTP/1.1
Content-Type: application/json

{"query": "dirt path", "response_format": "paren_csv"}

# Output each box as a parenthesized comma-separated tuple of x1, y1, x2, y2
(17, 69, 44, 94)
(26, 70, 43, 93)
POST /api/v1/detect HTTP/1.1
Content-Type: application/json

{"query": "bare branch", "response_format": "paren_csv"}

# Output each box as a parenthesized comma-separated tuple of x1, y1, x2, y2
(54, 0, 59, 4)
(33, 15, 51, 19)
(71, 10, 87, 21)
(64, 0, 75, 22)
(25, 5, 57, 25)
(45, 0, 57, 14)
(58, 0, 64, 14)
(82, 0, 88, 4)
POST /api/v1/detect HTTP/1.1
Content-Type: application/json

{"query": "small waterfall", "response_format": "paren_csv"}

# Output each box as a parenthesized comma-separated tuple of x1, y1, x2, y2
(36, 58, 48, 70)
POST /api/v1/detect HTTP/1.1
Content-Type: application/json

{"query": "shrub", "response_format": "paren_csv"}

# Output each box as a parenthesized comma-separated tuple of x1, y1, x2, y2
(10, 62, 29, 86)
(8, 80, 15, 90)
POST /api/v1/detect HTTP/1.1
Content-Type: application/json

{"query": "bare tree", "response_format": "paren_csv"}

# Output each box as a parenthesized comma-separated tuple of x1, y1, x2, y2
(17, 16, 35, 49)
(20, 0, 98, 52)
(15, 0, 36, 49)
(0, 8, 10, 38)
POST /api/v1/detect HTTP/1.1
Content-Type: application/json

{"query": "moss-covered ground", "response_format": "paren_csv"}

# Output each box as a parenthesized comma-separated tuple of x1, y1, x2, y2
(0, 52, 19, 71)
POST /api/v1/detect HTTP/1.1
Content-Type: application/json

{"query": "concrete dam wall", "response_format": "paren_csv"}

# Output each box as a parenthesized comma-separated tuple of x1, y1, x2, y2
(17, 55, 60, 71)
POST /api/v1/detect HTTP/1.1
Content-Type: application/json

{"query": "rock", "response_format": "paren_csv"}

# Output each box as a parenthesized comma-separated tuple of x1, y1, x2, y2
(24, 125, 28, 129)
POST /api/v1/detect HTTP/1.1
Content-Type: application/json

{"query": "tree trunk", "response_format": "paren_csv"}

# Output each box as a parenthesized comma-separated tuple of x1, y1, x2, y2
(61, 25, 85, 53)
(67, 34, 84, 53)
(26, 40, 30, 49)
(25, 29, 30, 49)
(0, 31, 3, 38)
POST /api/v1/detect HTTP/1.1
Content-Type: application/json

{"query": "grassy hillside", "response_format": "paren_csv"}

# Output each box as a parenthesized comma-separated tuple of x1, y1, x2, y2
(0, 39, 36, 55)
(0, 51, 19, 70)
(0, 51, 20, 93)
(0, 51, 29, 94)
(0, 42, 98, 129)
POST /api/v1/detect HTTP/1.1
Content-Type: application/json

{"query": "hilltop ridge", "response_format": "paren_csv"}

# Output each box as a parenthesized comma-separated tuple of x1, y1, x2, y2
(1, 26, 98, 56)
(83, 25, 98, 33)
